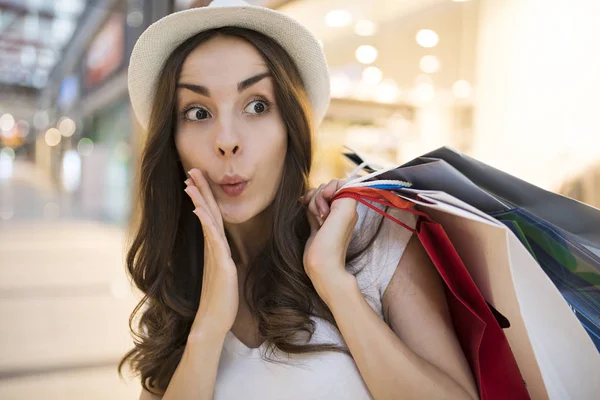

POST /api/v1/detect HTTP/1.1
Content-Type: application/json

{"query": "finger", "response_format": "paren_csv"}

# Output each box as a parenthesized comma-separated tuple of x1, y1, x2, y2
(321, 179, 346, 201)
(315, 191, 329, 219)
(300, 187, 317, 204)
(320, 197, 358, 246)
(185, 184, 208, 210)
(188, 169, 224, 233)
(316, 180, 338, 217)
(191, 202, 215, 239)
(306, 208, 320, 232)
(310, 180, 343, 219)
(319, 179, 347, 218)
(192, 204, 231, 257)
(185, 185, 216, 232)
(308, 184, 326, 224)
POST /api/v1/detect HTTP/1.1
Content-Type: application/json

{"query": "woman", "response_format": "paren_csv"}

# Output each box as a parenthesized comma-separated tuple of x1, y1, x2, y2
(119, 1, 478, 399)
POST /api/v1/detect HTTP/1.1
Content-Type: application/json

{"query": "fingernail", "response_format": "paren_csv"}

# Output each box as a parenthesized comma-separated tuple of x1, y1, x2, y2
(317, 205, 326, 217)
(317, 214, 323, 226)
(184, 179, 192, 185)
(187, 169, 193, 177)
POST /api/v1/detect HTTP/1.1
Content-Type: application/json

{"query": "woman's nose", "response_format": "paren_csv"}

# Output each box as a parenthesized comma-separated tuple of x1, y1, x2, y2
(214, 119, 242, 157)
(217, 143, 240, 156)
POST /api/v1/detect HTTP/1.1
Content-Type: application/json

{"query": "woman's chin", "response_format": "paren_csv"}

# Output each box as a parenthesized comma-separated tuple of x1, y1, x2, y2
(222, 215, 248, 225)
(220, 206, 253, 225)
(219, 198, 271, 226)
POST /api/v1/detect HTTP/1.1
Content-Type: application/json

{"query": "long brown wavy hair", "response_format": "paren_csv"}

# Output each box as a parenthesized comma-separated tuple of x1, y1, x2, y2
(118, 26, 386, 394)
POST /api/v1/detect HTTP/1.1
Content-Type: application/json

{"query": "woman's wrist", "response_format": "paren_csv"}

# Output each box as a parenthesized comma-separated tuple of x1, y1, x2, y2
(189, 317, 229, 344)
(315, 269, 358, 307)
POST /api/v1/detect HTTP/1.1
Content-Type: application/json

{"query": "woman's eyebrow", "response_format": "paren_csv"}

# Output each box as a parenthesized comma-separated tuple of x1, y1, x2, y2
(176, 71, 272, 97)
(237, 71, 271, 92)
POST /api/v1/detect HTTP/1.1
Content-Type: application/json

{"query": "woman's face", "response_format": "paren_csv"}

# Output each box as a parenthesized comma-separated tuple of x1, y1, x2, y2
(175, 35, 287, 224)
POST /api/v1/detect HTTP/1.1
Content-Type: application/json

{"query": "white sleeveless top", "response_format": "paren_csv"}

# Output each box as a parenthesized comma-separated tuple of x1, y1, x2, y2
(213, 201, 417, 400)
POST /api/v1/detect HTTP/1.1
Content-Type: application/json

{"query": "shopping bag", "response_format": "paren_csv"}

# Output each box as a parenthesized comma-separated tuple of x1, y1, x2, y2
(419, 147, 600, 247)
(333, 186, 530, 400)
(365, 187, 600, 399)
(342, 148, 600, 350)
(344, 145, 600, 246)
(491, 208, 600, 349)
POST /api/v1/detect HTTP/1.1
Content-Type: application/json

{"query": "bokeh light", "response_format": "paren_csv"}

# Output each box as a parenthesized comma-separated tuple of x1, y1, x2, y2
(416, 29, 439, 48)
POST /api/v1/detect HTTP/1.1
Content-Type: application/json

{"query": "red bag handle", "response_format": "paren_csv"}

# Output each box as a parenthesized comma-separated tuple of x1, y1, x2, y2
(333, 186, 431, 233)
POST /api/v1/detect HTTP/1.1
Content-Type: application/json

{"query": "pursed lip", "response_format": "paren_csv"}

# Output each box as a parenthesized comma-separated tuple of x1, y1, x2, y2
(218, 174, 248, 185)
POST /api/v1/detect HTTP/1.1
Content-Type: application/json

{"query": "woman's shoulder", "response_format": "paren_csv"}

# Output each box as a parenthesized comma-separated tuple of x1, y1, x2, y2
(349, 200, 418, 310)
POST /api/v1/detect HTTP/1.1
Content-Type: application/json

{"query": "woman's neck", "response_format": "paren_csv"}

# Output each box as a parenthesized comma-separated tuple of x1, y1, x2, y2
(224, 206, 273, 268)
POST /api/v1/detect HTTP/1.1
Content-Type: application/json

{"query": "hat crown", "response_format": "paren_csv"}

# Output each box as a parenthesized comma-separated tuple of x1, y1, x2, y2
(209, 0, 249, 8)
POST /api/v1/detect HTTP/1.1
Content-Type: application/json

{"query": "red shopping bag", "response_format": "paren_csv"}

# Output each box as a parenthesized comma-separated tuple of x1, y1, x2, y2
(333, 186, 530, 400)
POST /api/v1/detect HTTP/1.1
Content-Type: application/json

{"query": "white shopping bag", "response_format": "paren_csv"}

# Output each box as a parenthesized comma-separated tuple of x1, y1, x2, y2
(390, 188, 600, 399)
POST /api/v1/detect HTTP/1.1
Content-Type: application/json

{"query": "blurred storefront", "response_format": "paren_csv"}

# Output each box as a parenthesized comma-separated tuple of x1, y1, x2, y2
(275, 0, 479, 186)
(18, 0, 175, 224)
(276, 0, 600, 208)
(77, 10, 131, 223)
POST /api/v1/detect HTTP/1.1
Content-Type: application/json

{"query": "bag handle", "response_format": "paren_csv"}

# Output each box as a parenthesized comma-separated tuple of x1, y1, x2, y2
(333, 187, 432, 234)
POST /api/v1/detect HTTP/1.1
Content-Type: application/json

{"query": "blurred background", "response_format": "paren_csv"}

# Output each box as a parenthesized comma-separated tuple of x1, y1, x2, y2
(1, 0, 599, 398)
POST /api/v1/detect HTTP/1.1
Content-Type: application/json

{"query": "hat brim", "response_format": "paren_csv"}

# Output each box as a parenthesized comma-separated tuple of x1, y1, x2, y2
(127, 5, 330, 131)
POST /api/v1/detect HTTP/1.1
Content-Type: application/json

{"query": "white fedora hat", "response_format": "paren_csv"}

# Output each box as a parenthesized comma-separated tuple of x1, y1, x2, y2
(128, 0, 331, 131)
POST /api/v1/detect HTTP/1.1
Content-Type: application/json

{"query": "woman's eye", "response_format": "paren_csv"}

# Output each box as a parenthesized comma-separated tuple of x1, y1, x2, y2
(244, 100, 269, 115)
(184, 107, 210, 121)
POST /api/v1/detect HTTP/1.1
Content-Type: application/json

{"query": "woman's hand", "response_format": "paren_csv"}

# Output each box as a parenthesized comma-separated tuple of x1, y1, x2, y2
(299, 179, 345, 226)
(301, 179, 358, 302)
(184, 169, 239, 339)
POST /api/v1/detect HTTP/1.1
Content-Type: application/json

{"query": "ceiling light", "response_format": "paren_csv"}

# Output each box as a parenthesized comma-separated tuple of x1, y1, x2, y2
(416, 29, 439, 48)
(452, 80, 472, 99)
(419, 55, 440, 73)
(45, 128, 62, 146)
(58, 117, 76, 137)
(362, 66, 383, 85)
(325, 10, 353, 28)
(374, 79, 400, 103)
(0, 114, 15, 131)
(355, 45, 378, 64)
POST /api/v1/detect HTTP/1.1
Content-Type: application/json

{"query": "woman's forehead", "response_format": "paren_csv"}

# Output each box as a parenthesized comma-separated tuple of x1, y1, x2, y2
(179, 36, 268, 86)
